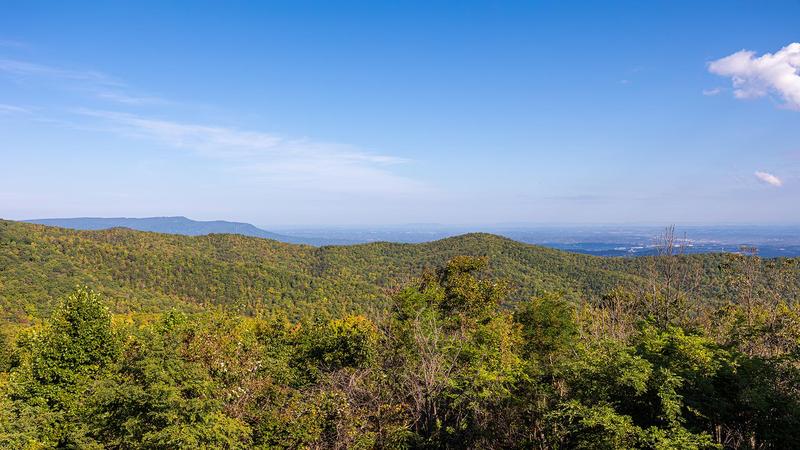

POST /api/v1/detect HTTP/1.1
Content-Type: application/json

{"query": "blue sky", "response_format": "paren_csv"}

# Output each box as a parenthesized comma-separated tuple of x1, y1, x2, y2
(1, 1, 798, 226)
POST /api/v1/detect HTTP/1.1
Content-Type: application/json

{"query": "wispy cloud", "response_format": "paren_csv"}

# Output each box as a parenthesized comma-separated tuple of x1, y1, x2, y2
(0, 58, 120, 85)
(702, 87, 722, 96)
(0, 103, 31, 114)
(708, 42, 800, 109)
(0, 39, 28, 48)
(1, 53, 425, 196)
(0, 58, 168, 105)
(93, 90, 170, 106)
(75, 109, 422, 194)
(754, 171, 783, 187)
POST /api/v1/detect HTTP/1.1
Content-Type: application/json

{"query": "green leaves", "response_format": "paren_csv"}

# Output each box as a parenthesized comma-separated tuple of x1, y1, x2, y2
(2, 287, 117, 447)
(386, 257, 527, 447)
(86, 312, 254, 448)
(1, 253, 799, 448)
(306, 315, 379, 372)
(516, 293, 578, 363)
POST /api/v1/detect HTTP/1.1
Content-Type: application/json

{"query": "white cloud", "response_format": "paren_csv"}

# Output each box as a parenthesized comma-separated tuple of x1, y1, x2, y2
(702, 87, 722, 96)
(754, 171, 783, 187)
(708, 43, 800, 109)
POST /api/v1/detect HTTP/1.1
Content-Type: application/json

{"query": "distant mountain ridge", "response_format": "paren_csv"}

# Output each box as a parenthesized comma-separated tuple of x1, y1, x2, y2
(22, 217, 800, 257)
(24, 216, 353, 246)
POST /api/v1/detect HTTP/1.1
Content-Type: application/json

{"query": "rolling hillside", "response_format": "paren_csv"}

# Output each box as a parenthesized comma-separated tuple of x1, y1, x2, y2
(1, 219, 645, 323)
(2, 221, 800, 448)
(3, 219, 797, 324)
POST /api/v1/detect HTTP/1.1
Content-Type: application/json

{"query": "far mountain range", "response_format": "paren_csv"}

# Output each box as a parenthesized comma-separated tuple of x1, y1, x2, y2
(24, 217, 355, 247)
(24, 216, 800, 257)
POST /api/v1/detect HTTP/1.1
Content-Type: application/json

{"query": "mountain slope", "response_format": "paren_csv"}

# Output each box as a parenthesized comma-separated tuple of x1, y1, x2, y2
(0, 220, 646, 323)
(5, 219, 796, 325)
(24, 216, 353, 246)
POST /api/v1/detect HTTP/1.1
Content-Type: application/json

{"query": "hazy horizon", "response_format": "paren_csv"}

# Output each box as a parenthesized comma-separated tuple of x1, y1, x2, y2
(12, 214, 800, 229)
(19, 215, 800, 258)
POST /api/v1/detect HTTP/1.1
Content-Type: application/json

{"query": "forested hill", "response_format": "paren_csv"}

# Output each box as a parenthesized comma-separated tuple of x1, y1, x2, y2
(1, 219, 795, 324)
(2, 219, 644, 322)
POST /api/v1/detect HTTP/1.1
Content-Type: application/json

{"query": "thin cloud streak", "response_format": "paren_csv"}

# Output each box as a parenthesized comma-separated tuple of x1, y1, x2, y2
(0, 58, 121, 85)
(74, 109, 424, 195)
(0, 58, 168, 105)
(76, 109, 406, 163)
(93, 90, 170, 106)
(0, 39, 28, 48)
(1, 54, 425, 197)
(0, 103, 31, 114)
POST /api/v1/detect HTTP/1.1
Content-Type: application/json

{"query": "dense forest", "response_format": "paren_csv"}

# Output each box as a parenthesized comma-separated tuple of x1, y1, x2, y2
(0, 219, 646, 323)
(1, 220, 799, 448)
(2, 220, 796, 323)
